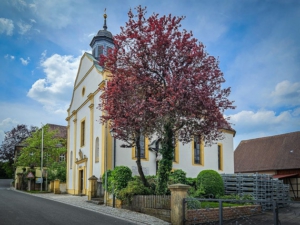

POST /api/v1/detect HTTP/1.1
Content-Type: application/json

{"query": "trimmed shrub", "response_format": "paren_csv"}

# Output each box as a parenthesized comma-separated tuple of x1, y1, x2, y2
(110, 166, 132, 197)
(196, 170, 224, 198)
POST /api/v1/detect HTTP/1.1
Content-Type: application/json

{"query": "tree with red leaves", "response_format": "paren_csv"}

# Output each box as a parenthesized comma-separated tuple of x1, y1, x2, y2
(99, 6, 235, 194)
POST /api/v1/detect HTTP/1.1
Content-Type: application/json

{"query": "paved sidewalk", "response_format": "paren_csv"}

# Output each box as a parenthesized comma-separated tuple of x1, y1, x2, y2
(12, 189, 170, 225)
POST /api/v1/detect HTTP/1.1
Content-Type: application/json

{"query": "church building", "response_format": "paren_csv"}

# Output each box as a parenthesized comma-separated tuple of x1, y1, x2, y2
(66, 13, 235, 195)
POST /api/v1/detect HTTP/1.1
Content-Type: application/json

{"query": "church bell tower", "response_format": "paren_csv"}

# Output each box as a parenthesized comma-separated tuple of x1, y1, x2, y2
(90, 10, 114, 60)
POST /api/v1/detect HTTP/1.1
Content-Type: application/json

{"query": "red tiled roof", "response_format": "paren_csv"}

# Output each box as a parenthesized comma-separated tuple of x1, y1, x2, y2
(234, 131, 300, 172)
(47, 124, 67, 139)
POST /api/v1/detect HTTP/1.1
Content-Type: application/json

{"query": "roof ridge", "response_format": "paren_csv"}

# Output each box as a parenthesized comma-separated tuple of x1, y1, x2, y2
(240, 131, 300, 142)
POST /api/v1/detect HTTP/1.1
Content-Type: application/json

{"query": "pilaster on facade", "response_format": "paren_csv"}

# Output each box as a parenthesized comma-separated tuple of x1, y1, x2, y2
(89, 102, 94, 178)
(88, 93, 94, 104)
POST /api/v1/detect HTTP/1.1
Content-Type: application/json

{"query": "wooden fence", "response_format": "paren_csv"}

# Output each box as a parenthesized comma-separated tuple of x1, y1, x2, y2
(122, 195, 171, 222)
(131, 195, 171, 209)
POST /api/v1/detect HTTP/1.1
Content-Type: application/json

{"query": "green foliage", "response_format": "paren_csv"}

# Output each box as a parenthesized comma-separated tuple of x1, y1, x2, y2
(118, 177, 153, 204)
(0, 161, 14, 178)
(47, 162, 66, 182)
(156, 123, 174, 195)
(104, 166, 132, 197)
(102, 169, 112, 192)
(169, 169, 187, 184)
(186, 196, 202, 209)
(145, 175, 157, 192)
(186, 177, 197, 187)
(196, 170, 224, 198)
(186, 177, 197, 196)
(16, 124, 66, 168)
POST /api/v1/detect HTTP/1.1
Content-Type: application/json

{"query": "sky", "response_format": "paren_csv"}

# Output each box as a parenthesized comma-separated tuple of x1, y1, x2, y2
(0, 0, 299, 149)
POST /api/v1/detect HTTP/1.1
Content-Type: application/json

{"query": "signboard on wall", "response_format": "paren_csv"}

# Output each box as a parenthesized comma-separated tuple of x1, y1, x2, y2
(36, 178, 43, 184)
(131, 166, 149, 176)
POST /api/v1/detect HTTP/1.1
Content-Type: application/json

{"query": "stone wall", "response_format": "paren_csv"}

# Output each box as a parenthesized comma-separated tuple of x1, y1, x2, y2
(186, 205, 262, 224)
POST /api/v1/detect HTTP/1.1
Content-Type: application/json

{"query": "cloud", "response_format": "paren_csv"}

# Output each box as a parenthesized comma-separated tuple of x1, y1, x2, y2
(10, 0, 27, 11)
(0, 101, 67, 144)
(270, 80, 300, 107)
(27, 53, 80, 113)
(20, 57, 30, 65)
(0, 18, 14, 36)
(30, 19, 36, 23)
(29, 0, 75, 29)
(229, 109, 300, 148)
(4, 54, 15, 60)
(17, 21, 32, 34)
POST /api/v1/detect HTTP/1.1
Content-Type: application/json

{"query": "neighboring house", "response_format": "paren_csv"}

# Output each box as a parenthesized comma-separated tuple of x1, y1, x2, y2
(234, 131, 300, 199)
(66, 14, 236, 196)
(14, 124, 67, 190)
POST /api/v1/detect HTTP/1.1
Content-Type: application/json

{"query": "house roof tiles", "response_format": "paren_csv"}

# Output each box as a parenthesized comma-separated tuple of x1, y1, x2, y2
(234, 131, 300, 172)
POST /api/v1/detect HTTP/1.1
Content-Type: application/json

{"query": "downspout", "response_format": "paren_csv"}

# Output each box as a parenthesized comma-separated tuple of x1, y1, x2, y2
(113, 136, 116, 208)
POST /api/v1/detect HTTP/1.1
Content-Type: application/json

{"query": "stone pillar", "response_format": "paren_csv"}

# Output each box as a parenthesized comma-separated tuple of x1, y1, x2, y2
(88, 175, 98, 200)
(54, 179, 61, 194)
(168, 183, 190, 225)
(49, 181, 54, 192)
(16, 173, 22, 190)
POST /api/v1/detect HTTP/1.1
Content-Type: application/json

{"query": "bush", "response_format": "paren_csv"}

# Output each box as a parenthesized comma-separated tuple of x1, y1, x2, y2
(196, 170, 224, 198)
(186, 177, 197, 196)
(186, 196, 202, 209)
(145, 175, 157, 192)
(102, 169, 113, 192)
(118, 177, 153, 204)
(169, 169, 187, 184)
(104, 166, 132, 197)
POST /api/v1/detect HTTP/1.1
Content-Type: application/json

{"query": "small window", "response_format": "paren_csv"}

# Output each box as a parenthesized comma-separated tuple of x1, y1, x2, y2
(59, 153, 65, 162)
(81, 120, 85, 147)
(98, 45, 103, 58)
(82, 87, 85, 96)
(135, 134, 145, 158)
(193, 136, 204, 165)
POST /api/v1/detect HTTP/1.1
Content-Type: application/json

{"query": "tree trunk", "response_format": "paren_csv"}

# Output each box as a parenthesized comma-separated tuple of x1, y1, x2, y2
(135, 134, 150, 187)
(156, 123, 174, 195)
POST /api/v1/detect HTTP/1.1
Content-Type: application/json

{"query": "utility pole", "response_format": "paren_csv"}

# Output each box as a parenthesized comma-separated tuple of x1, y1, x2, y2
(41, 125, 44, 192)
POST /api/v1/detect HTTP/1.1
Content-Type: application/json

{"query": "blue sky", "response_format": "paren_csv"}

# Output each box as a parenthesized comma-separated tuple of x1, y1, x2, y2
(0, 0, 299, 148)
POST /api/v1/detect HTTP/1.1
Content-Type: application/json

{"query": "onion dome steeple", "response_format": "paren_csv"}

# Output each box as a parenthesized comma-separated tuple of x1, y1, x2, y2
(90, 9, 114, 59)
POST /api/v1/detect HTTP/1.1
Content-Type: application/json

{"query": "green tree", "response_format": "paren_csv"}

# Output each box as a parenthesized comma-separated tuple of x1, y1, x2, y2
(47, 161, 66, 182)
(16, 124, 66, 168)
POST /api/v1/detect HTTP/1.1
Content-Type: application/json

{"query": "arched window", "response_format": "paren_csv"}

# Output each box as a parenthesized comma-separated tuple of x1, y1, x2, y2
(95, 137, 99, 162)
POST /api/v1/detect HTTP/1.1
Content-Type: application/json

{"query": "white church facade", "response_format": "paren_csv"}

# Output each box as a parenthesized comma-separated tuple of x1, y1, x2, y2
(66, 14, 235, 195)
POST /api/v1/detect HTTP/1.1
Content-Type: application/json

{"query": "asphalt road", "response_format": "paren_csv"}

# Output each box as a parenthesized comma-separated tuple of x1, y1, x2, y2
(0, 179, 136, 225)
